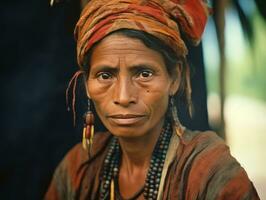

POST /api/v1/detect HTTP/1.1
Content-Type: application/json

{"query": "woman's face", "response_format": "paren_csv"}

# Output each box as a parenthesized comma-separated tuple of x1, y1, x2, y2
(87, 34, 179, 138)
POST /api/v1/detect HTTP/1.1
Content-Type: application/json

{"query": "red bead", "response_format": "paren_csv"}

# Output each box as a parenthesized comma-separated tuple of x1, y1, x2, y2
(85, 126, 91, 139)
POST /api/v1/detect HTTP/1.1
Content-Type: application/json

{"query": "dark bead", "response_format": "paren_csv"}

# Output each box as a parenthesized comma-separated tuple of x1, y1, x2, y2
(84, 111, 94, 125)
(100, 121, 172, 200)
(149, 184, 155, 188)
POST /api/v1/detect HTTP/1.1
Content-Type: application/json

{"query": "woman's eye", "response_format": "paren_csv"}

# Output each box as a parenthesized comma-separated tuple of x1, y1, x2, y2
(97, 72, 112, 80)
(138, 70, 153, 80)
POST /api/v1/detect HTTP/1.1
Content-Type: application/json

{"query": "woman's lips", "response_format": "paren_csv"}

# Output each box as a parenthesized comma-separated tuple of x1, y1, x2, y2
(108, 114, 146, 125)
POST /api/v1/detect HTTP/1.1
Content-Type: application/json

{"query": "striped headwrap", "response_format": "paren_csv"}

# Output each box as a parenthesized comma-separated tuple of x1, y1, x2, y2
(75, 0, 210, 68)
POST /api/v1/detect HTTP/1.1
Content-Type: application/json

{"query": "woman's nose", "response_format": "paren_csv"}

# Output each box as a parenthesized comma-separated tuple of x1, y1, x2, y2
(113, 77, 137, 107)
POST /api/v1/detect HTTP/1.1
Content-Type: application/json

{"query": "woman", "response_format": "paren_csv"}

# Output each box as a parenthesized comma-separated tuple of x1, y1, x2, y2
(45, 0, 260, 199)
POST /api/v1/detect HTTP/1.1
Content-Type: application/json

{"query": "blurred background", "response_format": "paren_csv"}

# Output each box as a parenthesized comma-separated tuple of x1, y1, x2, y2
(202, 0, 266, 199)
(0, 0, 265, 199)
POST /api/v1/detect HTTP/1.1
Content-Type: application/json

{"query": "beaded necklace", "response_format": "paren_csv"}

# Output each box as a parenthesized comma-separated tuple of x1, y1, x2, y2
(100, 121, 172, 200)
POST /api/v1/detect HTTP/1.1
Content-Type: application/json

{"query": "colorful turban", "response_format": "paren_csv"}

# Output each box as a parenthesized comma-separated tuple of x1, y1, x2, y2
(75, 0, 209, 68)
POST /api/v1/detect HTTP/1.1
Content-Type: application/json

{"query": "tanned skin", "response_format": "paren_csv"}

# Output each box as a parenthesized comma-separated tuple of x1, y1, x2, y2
(87, 34, 180, 199)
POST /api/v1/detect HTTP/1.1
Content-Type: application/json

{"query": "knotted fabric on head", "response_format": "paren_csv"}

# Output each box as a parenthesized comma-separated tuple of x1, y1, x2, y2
(75, 0, 210, 68)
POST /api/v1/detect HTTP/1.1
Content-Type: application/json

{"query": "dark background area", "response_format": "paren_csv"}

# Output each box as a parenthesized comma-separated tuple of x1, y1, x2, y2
(0, 1, 209, 199)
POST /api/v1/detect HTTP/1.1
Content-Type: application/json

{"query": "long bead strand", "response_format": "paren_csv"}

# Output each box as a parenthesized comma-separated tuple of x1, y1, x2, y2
(100, 121, 172, 200)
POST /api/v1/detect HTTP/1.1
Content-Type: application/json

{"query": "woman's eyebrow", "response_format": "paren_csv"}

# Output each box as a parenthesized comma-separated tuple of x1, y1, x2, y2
(128, 64, 157, 72)
(91, 65, 119, 73)
(129, 64, 154, 69)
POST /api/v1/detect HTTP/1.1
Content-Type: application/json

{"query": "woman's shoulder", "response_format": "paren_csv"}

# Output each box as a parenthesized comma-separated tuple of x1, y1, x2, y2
(180, 128, 227, 153)
(171, 129, 260, 199)
(178, 128, 232, 165)
(63, 131, 113, 166)
(183, 128, 223, 144)
(51, 131, 113, 182)
(179, 129, 238, 169)
(44, 132, 113, 199)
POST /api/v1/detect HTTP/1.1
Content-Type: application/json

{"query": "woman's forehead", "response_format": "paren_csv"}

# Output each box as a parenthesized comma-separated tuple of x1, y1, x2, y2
(90, 34, 165, 64)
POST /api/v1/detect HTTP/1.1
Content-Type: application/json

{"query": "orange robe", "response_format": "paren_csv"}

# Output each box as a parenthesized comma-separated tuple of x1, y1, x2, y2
(45, 129, 260, 200)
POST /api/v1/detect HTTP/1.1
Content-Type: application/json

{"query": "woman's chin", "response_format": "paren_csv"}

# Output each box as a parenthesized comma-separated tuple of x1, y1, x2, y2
(107, 125, 148, 139)
(110, 126, 142, 138)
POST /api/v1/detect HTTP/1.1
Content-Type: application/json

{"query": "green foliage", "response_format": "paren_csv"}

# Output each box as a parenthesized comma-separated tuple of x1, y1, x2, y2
(205, 11, 266, 101)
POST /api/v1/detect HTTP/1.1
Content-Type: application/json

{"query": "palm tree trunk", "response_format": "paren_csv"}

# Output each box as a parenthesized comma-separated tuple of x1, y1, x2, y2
(213, 0, 229, 140)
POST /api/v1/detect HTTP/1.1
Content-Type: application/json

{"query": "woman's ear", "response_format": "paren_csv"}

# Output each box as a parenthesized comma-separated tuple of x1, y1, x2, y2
(84, 75, 91, 98)
(169, 63, 182, 95)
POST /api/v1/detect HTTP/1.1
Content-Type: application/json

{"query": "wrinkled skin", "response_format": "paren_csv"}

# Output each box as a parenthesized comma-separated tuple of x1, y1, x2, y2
(86, 33, 180, 198)
(87, 33, 180, 139)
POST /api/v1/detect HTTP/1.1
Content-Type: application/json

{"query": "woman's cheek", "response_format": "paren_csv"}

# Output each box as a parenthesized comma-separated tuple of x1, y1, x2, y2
(142, 88, 169, 115)
(88, 80, 110, 98)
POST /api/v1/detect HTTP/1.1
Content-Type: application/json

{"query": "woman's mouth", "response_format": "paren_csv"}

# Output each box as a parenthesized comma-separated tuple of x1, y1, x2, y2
(107, 114, 146, 125)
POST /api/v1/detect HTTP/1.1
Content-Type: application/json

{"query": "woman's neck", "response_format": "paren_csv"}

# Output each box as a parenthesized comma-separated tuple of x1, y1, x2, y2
(116, 119, 165, 199)
(118, 119, 164, 173)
